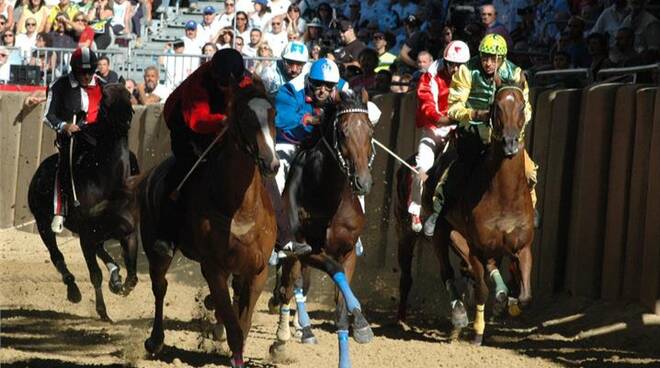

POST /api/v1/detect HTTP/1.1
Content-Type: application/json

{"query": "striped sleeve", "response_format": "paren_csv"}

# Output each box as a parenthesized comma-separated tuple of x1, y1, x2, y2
(513, 67, 532, 124)
(447, 64, 473, 125)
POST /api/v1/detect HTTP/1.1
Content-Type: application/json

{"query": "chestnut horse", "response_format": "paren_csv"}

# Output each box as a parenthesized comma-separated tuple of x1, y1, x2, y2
(28, 83, 139, 321)
(396, 81, 534, 345)
(270, 89, 375, 368)
(138, 82, 279, 368)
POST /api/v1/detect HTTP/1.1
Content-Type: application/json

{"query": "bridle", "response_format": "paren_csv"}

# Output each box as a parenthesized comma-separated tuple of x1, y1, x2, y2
(321, 106, 376, 190)
(487, 85, 525, 142)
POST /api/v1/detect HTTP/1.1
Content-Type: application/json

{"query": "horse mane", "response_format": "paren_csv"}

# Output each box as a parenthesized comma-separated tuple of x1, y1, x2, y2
(94, 83, 134, 138)
(338, 88, 368, 111)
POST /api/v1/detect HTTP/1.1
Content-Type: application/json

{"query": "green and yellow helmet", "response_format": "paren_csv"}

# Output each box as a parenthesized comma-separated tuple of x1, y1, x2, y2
(479, 34, 508, 56)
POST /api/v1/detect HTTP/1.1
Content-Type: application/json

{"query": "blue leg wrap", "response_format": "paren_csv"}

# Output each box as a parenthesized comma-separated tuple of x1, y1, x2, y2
(490, 269, 509, 295)
(332, 272, 361, 312)
(294, 288, 311, 328)
(337, 330, 351, 368)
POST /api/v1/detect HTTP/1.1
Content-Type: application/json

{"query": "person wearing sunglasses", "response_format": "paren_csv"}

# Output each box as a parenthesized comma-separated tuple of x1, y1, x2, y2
(0, 0, 15, 33)
(16, 0, 48, 34)
(15, 17, 39, 54)
(43, 47, 105, 232)
(216, 0, 236, 29)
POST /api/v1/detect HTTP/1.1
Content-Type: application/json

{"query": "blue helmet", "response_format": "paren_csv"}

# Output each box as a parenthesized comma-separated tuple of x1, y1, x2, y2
(308, 58, 340, 84)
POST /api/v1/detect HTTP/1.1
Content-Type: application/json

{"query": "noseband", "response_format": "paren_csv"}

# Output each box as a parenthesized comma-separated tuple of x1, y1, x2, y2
(321, 107, 376, 190)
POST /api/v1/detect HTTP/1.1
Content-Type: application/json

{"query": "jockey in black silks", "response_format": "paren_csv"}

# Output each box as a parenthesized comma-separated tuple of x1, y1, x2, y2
(44, 47, 105, 233)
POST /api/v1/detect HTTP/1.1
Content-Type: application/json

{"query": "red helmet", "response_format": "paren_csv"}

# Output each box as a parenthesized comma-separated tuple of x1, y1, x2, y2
(70, 47, 98, 73)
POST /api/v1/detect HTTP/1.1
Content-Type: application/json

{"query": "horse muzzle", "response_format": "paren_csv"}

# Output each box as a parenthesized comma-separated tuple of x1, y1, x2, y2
(352, 173, 373, 195)
(503, 135, 520, 157)
(258, 157, 280, 178)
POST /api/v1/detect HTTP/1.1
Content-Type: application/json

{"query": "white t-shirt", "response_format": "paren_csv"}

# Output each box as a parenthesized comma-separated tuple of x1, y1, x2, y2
(235, 0, 254, 14)
(197, 19, 221, 43)
(183, 35, 205, 54)
(150, 83, 172, 101)
(264, 30, 288, 56)
(268, 0, 291, 17)
(250, 11, 273, 32)
(217, 12, 235, 29)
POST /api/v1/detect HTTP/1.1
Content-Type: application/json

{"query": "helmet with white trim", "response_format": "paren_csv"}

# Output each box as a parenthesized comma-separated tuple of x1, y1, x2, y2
(308, 58, 339, 83)
(70, 47, 98, 73)
(443, 40, 470, 64)
(282, 41, 309, 63)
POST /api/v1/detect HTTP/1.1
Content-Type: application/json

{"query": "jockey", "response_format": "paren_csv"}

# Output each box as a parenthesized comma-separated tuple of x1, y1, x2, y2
(425, 33, 538, 235)
(265, 41, 310, 97)
(408, 40, 470, 233)
(156, 48, 312, 258)
(44, 47, 104, 233)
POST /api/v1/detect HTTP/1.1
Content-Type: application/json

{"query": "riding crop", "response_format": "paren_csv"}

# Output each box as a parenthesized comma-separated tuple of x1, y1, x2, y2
(372, 138, 419, 175)
(70, 115, 80, 207)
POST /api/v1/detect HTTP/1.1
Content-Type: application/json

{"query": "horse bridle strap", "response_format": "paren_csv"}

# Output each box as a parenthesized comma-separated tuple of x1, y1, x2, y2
(489, 86, 526, 142)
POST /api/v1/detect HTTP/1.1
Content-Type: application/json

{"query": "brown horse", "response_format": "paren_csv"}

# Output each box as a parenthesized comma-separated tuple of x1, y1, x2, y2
(137, 81, 279, 368)
(270, 89, 375, 368)
(396, 82, 534, 345)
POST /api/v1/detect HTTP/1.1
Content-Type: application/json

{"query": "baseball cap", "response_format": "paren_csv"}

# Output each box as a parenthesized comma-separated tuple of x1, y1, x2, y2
(253, 0, 268, 5)
(307, 17, 322, 28)
(172, 38, 185, 48)
(185, 20, 197, 30)
(203, 6, 215, 14)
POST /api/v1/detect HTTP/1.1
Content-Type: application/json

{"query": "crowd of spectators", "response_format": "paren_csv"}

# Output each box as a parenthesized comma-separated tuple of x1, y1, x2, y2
(0, 0, 658, 90)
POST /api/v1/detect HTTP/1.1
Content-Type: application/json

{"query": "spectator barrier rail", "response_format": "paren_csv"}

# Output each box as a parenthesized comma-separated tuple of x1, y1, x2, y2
(598, 63, 660, 83)
(1, 82, 659, 314)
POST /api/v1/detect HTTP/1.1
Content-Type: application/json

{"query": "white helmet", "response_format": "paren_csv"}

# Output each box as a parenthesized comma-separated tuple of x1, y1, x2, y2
(282, 41, 309, 63)
(443, 40, 470, 63)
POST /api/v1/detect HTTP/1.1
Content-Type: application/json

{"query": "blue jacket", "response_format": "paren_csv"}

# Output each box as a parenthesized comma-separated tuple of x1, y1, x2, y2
(274, 74, 348, 144)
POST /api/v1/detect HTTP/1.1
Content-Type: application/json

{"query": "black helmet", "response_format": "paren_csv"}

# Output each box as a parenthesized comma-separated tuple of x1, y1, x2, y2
(70, 47, 98, 73)
(211, 48, 246, 87)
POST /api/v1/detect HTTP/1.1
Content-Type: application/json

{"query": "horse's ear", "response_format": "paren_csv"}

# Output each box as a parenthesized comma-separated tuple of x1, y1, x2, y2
(333, 89, 342, 104)
(360, 88, 369, 105)
(251, 74, 267, 96)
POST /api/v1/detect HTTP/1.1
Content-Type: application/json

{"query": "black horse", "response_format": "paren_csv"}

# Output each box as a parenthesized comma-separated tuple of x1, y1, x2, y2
(28, 83, 139, 321)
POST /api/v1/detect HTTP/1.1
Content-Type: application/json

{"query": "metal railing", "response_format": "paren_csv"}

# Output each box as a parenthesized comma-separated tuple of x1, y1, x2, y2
(598, 63, 660, 84)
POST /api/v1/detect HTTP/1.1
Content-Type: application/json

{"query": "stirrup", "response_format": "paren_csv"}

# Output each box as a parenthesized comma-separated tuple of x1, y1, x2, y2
(278, 241, 312, 258)
(423, 213, 439, 237)
(411, 214, 422, 233)
(51, 215, 65, 234)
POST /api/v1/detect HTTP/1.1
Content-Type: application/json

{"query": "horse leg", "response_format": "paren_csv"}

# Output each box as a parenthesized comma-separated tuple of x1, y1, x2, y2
(396, 229, 416, 324)
(80, 238, 111, 321)
(36, 220, 81, 303)
(335, 293, 352, 368)
(433, 222, 468, 332)
(517, 243, 533, 308)
(275, 258, 297, 343)
(144, 251, 173, 355)
(235, 267, 269, 345)
(293, 264, 313, 340)
(119, 234, 138, 295)
(467, 254, 488, 346)
(293, 270, 316, 344)
(95, 244, 123, 295)
(203, 265, 244, 368)
(487, 258, 509, 318)
(267, 262, 283, 315)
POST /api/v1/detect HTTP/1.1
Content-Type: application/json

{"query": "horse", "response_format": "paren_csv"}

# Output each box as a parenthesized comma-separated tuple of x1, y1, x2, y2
(270, 89, 375, 368)
(137, 80, 279, 368)
(395, 80, 534, 345)
(28, 83, 139, 322)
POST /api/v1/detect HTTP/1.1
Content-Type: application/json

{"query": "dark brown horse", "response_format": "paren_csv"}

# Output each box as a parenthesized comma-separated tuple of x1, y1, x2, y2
(28, 83, 139, 321)
(396, 82, 534, 345)
(270, 89, 375, 368)
(138, 81, 279, 368)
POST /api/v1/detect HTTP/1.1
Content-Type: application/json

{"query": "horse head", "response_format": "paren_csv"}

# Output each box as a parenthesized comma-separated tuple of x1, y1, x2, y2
(328, 88, 375, 195)
(230, 78, 280, 177)
(97, 83, 134, 138)
(491, 74, 527, 157)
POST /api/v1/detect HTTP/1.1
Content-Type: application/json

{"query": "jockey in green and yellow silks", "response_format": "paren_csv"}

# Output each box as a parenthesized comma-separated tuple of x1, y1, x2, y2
(423, 34, 539, 235)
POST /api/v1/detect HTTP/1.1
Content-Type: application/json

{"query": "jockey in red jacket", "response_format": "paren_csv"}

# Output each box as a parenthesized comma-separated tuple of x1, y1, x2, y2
(154, 48, 312, 258)
(409, 41, 470, 233)
(44, 47, 104, 233)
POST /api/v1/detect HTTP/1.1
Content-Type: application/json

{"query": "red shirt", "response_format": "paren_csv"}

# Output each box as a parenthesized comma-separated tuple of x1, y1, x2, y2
(77, 26, 95, 47)
(164, 61, 229, 134)
(84, 75, 103, 124)
(415, 62, 451, 129)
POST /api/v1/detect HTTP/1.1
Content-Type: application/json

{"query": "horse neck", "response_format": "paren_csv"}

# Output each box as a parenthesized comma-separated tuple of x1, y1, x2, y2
(483, 142, 527, 202)
(84, 133, 130, 184)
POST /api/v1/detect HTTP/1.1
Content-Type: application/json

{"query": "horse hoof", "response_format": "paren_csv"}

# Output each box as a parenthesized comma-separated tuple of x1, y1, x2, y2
(472, 334, 483, 346)
(492, 291, 508, 317)
(213, 323, 226, 342)
(396, 320, 411, 332)
(108, 270, 123, 295)
(121, 276, 138, 296)
(269, 341, 293, 364)
(351, 309, 373, 344)
(204, 294, 215, 310)
(450, 327, 462, 341)
(66, 282, 82, 303)
(267, 296, 279, 315)
(98, 310, 113, 323)
(300, 326, 317, 344)
(451, 302, 468, 329)
(145, 336, 164, 356)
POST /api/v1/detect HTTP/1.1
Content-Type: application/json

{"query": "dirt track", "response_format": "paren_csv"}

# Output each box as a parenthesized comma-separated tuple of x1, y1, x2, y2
(2, 228, 660, 368)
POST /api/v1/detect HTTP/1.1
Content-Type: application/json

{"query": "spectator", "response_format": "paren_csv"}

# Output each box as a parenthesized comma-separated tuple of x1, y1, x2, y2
(400, 20, 445, 71)
(532, 0, 571, 46)
(373, 68, 392, 94)
(268, 0, 290, 17)
(481, 4, 512, 48)
(217, 0, 235, 29)
(492, 0, 528, 33)
(349, 47, 378, 92)
(86, 0, 113, 49)
(287, 31, 299, 42)
(17, 0, 48, 34)
(372, 31, 395, 72)
(345, 1, 361, 30)
(552, 49, 571, 69)
(202, 42, 217, 61)
(0, 14, 7, 33)
(15, 17, 38, 56)
(250, 0, 272, 32)
(463, 21, 487, 56)
(47, 13, 76, 48)
(96, 55, 123, 83)
(565, 16, 591, 67)
(183, 20, 204, 54)
(124, 78, 138, 105)
(67, 12, 95, 48)
(137, 65, 171, 104)
(309, 41, 321, 60)
(316, 2, 335, 31)
(302, 17, 322, 49)
(0, 0, 14, 32)
(45, 0, 79, 32)
(243, 28, 261, 57)
(621, 0, 659, 57)
(161, 39, 199, 88)
(334, 19, 366, 66)
(233, 11, 251, 41)
(416, 50, 432, 73)
(395, 14, 421, 55)
(391, 0, 417, 22)
(215, 27, 234, 49)
(235, 0, 253, 14)
(285, 4, 305, 36)
(254, 41, 279, 91)
(198, 6, 220, 44)
(0, 46, 10, 82)
(590, 0, 629, 47)
(265, 15, 288, 56)
(110, 0, 131, 35)
(391, 73, 412, 93)
(234, 35, 244, 53)
(586, 32, 612, 74)
(511, 5, 535, 50)
(609, 26, 643, 66)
